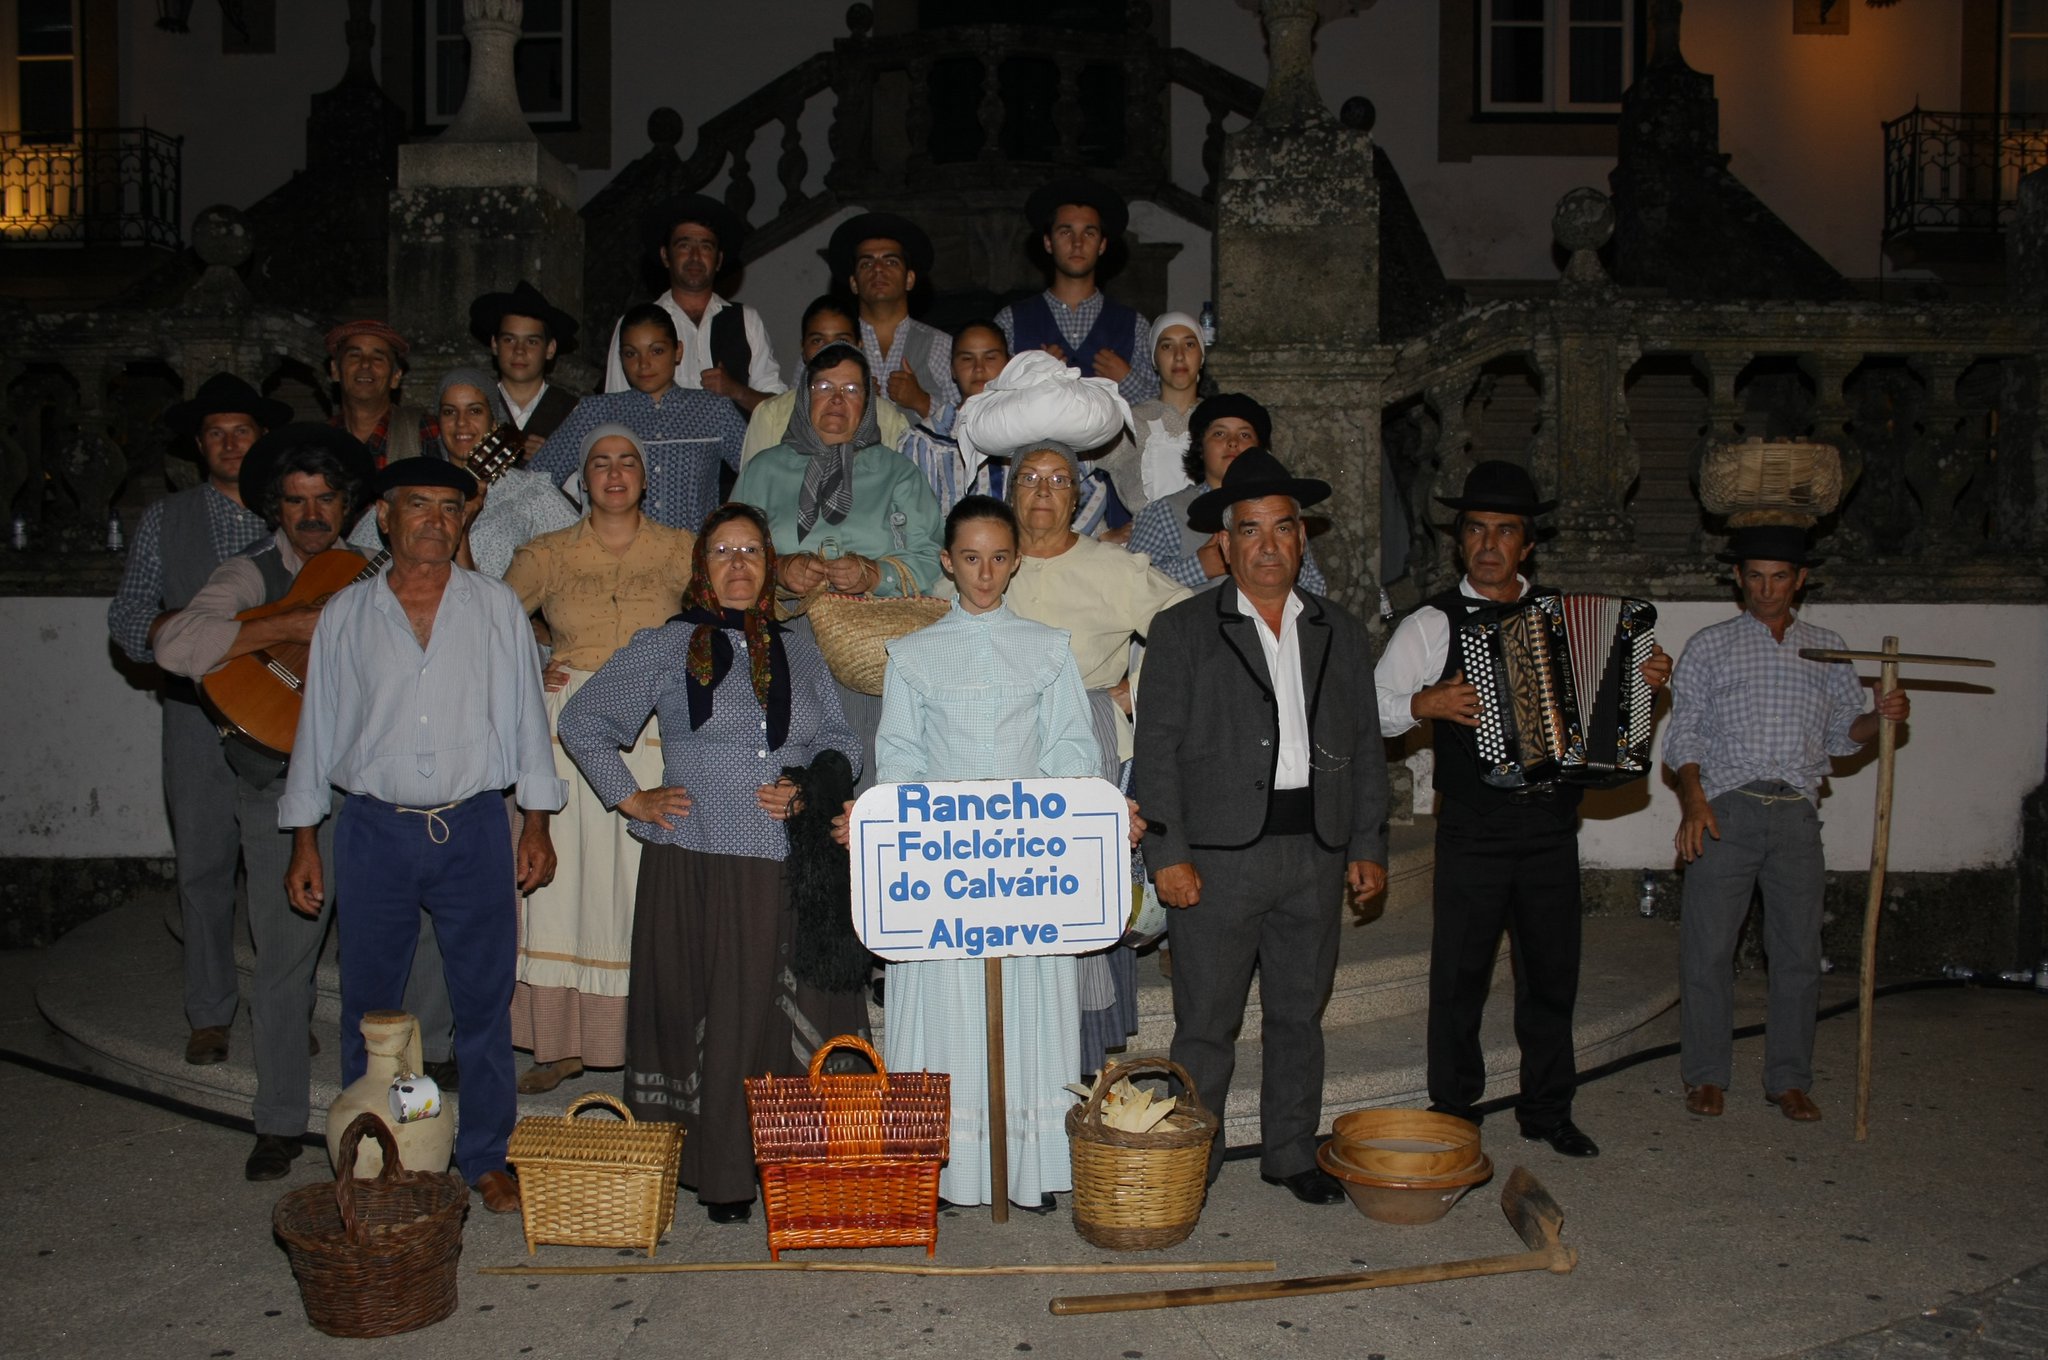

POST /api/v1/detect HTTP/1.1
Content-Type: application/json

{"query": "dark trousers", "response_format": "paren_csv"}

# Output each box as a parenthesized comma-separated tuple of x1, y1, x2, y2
(334, 792, 517, 1183)
(1167, 833, 1345, 1182)
(1427, 799, 1582, 1128)
(163, 696, 242, 1030)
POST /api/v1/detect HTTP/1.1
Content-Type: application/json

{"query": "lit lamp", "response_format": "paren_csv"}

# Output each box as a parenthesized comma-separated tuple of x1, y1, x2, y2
(156, 0, 196, 33)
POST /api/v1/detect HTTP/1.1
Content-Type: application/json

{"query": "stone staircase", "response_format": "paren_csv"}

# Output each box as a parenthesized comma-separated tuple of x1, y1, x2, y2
(32, 816, 1681, 1145)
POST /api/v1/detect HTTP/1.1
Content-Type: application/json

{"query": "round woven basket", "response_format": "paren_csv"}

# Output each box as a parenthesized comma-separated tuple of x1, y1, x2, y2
(1698, 438, 1846, 526)
(1067, 1056, 1217, 1251)
(790, 555, 948, 696)
(273, 1113, 468, 1338)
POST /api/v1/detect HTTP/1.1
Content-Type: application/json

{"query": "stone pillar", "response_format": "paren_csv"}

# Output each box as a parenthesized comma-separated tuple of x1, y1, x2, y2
(389, 0, 584, 383)
(1208, 0, 1382, 618)
(1548, 190, 1637, 560)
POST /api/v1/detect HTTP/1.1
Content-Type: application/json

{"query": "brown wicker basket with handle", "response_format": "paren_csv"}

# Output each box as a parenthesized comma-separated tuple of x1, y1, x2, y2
(745, 1034, 951, 1259)
(1066, 1056, 1218, 1251)
(506, 1092, 684, 1257)
(1698, 438, 1847, 526)
(272, 1113, 468, 1338)
(793, 555, 949, 695)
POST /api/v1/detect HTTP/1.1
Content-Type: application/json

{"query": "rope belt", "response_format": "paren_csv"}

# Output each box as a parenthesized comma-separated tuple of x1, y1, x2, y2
(392, 799, 465, 844)
(1733, 781, 1808, 807)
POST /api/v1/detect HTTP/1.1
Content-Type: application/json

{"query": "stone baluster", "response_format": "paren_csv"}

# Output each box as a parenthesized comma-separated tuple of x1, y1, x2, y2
(1804, 349, 1859, 545)
(904, 55, 935, 172)
(1550, 192, 1632, 555)
(441, 0, 531, 145)
(723, 127, 757, 236)
(1691, 350, 1750, 555)
(976, 51, 1006, 164)
(1201, 95, 1230, 203)
(1054, 53, 1085, 164)
(776, 99, 808, 216)
(1906, 351, 1977, 548)
(824, 5, 876, 191)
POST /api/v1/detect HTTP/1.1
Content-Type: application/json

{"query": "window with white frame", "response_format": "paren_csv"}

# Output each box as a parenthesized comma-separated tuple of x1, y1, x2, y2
(423, 0, 573, 126)
(2010, 0, 2048, 115)
(4, 0, 79, 143)
(1481, 0, 1631, 114)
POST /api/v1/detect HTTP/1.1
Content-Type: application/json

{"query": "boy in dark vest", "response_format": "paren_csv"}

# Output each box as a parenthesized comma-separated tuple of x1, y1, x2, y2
(1372, 461, 1671, 1160)
(154, 424, 373, 1180)
(996, 177, 1159, 406)
(108, 374, 286, 1071)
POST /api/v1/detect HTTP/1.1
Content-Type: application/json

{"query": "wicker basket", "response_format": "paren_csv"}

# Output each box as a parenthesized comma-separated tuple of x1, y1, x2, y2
(272, 1113, 468, 1339)
(506, 1092, 684, 1257)
(1698, 438, 1847, 526)
(1066, 1056, 1217, 1251)
(795, 556, 949, 695)
(746, 1034, 951, 1259)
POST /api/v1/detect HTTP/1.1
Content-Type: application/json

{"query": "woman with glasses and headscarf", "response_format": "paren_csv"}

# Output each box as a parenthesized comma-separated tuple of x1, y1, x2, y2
(557, 503, 863, 1225)
(500, 424, 696, 1096)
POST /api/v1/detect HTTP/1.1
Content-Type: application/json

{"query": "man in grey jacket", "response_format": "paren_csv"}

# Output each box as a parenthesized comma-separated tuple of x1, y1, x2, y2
(1132, 447, 1390, 1205)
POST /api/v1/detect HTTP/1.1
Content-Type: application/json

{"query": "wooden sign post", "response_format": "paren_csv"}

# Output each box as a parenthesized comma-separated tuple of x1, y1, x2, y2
(1797, 638, 1993, 1141)
(848, 778, 1131, 1219)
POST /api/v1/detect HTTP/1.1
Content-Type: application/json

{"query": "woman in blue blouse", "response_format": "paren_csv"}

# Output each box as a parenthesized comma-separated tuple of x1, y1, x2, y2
(557, 503, 864, 1224)
(873, 495, 1100, 1211)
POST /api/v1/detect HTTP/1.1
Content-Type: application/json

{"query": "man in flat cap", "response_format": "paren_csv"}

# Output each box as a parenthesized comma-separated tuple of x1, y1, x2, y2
(325, 319, 428, 469)
(995, 178, 1159, 406)
(282, 456, 564, 1215)
(470, 279, 581, 463)
(109, 373, 289, 1069)
(154, 424, 372, 1180)
(1373, 461, 1671, 1160)
(828, 211, 957, 422)
(1665, 525, 1906, 1125)
(1133, 448, 1389, 1206)
(603, 194, 784, 415)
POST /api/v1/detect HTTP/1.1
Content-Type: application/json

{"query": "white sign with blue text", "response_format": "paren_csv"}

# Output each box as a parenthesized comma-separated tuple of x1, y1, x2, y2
(849, 777, 1129, 962)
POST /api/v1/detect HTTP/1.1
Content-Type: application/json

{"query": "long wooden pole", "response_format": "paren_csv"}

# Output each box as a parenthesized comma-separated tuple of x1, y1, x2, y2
(481, 1260, 1279, 1279)
(1855, 636, 1901, 1143)
(1047, 1245, 1577, 1315)
(986, 955, 1009, 1224)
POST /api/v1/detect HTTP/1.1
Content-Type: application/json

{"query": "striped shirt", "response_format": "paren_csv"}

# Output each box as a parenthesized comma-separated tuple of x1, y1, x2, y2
(1662, 610, 1869, 804)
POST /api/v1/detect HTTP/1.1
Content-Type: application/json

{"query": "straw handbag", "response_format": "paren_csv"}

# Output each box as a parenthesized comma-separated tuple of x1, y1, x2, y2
(1067, 1056, 1217, 1251)
(745, 1034, 951, 1259)
(792, 555, 948, 695)
(506, 1092, 684, 1257)
(272, 1113, 468, 1338)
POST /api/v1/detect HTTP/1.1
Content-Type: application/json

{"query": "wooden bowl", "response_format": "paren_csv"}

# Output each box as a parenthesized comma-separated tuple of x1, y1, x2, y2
(1316, 1143, 1494, 1225)
(1328, 1108, 1483, 1181)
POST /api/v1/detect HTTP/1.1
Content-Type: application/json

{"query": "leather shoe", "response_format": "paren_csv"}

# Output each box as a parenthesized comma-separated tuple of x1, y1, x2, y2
(706, 1200, 752, 1224)
(244, 1134, 304, 1182)
(423, 1058, 460, 1092)
(184, 1026, 229, 1066)
(517, 1057, 585, 1095)
(1520, 1119, 1601, 1157)
(1261, 1167, 1346, 1205)
(472, 1170, 520, 1214)
(1768, 1088, 1823, 1122)
(1684, 1083, 1725, 1117)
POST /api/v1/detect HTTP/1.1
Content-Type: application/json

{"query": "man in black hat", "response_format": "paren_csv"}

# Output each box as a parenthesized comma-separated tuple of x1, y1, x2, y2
(470, 279, 581, 462)
(109, 373, 290, 1068)
(995, 178, 1159, 405)
(1134, 448, 1389, 1205)
(603, 193, 783, 415)
(1663, 526, 1905, 1124)
(281, 456, 564, 1216)
(1374, 460, 1671, 1159)
(827, 211, 956, 421)
(154, 424, 372, 1179)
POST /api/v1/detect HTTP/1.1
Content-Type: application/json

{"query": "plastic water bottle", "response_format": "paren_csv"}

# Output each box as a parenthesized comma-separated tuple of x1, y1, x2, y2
(10, 515, 25, 551)
(1637, 870, 1656, 918)
(105, 511, 124, 553)
(2036, 957, 2048, 994)
(1198, 301, 1217, 347)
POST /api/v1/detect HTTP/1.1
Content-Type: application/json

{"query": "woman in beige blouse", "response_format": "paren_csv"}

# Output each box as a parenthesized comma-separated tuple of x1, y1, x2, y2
(504, 424, 696, 1094)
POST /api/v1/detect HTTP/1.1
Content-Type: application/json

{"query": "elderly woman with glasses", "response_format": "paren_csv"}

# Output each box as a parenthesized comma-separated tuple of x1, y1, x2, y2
(499, 424, 697, 1096)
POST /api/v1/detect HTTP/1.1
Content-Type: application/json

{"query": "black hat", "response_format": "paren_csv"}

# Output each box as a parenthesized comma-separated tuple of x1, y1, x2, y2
(164, 373, 293, 438)
(1717, 524, 1824, 567)
(371, 456, 478, 502)
(1186, 447, 1331, 534)
(828, 212, 935, 282)
(237, 424, 374, 514)
(1434, 460, 1558, 516)
(468, 279, 579, 352)
(642, 193, 747, 258)
(1188, 393, 1272, 450)
(1024, 177, 1128, 238)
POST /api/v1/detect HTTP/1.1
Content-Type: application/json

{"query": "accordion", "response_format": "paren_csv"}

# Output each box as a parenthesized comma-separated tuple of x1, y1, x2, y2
(1456, 593, 1659, 790)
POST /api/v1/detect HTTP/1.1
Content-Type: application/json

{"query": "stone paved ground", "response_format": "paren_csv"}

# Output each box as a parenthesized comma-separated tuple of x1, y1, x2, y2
(1788, 1262, 2048, 1359)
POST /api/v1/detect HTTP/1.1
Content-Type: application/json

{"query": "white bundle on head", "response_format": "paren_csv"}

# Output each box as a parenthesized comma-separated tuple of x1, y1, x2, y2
(955, 350, 1134, 475)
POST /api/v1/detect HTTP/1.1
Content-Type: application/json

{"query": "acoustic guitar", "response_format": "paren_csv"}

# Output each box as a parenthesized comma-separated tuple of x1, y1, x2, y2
(198, 426, 526, 758)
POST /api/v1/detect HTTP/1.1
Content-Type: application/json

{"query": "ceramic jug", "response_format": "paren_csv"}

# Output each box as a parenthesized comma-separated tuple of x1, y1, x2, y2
(324, 1010, 455, 1177)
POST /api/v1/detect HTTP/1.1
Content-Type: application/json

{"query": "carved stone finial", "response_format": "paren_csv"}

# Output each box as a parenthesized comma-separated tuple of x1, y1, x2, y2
(1340, 96, 1376, 133)
(340, 0, 377, 87)
(440, 0, 533, 145)
(845, 4, 873, 38)
(191, 204, 254, 270)
(1648, 0, 1684, 69)
(1553, 188, 1617, 299)
(1256, 0, 1331, 128)
(647, 107, 684, 149)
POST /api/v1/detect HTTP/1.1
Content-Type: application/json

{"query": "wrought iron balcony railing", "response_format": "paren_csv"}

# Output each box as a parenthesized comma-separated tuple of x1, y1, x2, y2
(0, 127, 183, 248)
(1882, 107, 2048, 240)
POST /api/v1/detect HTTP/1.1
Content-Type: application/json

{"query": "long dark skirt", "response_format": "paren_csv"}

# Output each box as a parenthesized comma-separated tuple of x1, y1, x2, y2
(624, 843, 870, 1204)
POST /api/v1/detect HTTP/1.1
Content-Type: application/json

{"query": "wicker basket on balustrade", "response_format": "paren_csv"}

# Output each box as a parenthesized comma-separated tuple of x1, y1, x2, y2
(745, 1034, 951, 1259)
(1066, 1056, 1218, 1251)
(506, 1092, 684, 1258)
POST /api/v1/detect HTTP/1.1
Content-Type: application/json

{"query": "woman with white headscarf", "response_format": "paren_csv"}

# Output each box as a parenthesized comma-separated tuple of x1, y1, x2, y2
(502, 424, 696, 1093)
(1094, 311, 1206, 520)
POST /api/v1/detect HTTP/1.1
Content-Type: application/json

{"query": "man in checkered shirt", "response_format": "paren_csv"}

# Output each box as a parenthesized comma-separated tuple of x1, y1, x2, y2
(1664, 524, 1909, 1125)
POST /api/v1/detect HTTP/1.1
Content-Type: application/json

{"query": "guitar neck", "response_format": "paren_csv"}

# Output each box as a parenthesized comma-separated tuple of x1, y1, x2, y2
(353, 548, 391, 581)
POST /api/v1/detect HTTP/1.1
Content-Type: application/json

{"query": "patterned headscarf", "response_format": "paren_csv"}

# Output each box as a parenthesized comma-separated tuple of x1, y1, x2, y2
(675, 503, 792, 750)
(786, 342, 881, 536)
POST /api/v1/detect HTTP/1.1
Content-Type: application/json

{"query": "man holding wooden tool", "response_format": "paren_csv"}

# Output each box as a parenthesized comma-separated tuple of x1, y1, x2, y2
(1665, 524, 1908, 1123)
(154, 424, 372, 1181)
